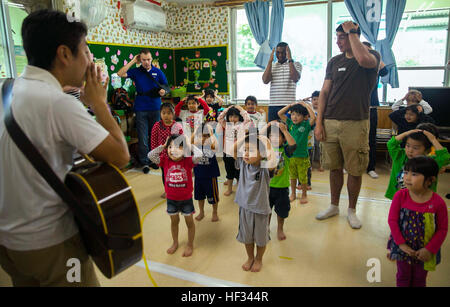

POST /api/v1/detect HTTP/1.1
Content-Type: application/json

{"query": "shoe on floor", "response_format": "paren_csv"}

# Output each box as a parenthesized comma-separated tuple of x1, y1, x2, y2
(142, 166, 150, 174)
(368, 170, 379, 179)
(316, 205, 339, 220)
(347, 208, 362, 229)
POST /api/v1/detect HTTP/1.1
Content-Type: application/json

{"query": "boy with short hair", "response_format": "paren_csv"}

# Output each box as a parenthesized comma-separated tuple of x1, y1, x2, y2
(244, 96, 266, 130)
(233, 132, 277, 272)
(278, 101, 316, 203)
(264, 121, 296, 241)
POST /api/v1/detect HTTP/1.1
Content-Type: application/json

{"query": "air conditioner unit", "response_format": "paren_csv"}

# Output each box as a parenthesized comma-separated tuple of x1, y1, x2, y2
(121, 0, 167, 32)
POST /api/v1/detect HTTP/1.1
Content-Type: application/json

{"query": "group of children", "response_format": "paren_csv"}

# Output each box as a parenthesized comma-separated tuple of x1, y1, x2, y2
(145, 88, 449, 284)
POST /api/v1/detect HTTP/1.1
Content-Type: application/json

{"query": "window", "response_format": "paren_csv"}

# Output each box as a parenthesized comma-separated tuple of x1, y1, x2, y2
(234, 2, 328, 101)
(8, 2, 28, 75)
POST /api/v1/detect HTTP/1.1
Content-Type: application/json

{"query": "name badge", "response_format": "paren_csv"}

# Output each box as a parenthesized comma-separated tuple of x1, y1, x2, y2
(338, 67, 346, 72)
(152, 73, 158, 76)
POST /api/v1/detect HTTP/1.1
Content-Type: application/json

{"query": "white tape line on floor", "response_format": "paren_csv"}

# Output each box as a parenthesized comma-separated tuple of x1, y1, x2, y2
(135, 260, 249, 287)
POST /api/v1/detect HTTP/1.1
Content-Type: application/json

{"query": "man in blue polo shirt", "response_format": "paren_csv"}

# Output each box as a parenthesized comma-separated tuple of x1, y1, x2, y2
(118, 48, 168, 173)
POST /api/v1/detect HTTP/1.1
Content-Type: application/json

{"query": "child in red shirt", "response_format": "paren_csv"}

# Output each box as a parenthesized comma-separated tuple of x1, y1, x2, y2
(148, 134, 203, 257)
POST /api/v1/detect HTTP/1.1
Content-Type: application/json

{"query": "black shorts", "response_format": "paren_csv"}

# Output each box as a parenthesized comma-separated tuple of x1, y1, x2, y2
(167, 198, 195, 216)
(269, 187, 290, 219)
(223, 154, 240, 181)
(194, 177, 219, 204)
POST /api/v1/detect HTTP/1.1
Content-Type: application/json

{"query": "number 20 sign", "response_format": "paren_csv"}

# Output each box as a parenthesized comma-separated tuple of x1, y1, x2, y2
(187, 59, 213, 84)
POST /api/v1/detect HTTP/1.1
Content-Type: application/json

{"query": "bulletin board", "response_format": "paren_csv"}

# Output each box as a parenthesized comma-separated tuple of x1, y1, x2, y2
(174, 45, 228, 95)
(87, 41, 175, 100)
(87, 42, 229, 99)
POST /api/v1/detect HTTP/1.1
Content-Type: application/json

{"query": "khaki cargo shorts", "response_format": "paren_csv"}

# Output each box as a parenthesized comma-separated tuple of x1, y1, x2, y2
(321, 119, 369, 176)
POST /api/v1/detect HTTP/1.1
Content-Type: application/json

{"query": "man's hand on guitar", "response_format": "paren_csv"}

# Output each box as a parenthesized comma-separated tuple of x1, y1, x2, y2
(159, 89, 166, 96)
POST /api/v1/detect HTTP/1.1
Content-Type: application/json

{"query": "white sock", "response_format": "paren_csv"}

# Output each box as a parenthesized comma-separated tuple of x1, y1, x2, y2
(316, 204, 339, 220)
(347, 208, 362, 229)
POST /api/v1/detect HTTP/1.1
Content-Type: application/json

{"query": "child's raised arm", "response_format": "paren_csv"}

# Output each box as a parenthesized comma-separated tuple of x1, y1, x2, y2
(197, 97, 211, 115)
(300, 101, 316, 126)
(148, 145, 165, 166)
(279, 121, 296, 147)
(175, 99, 185, 118)
(394, 129, 422, 142)
(277, 103, 294, 123)
(422, 130, 444, 151)
(214, 90, 224, 107)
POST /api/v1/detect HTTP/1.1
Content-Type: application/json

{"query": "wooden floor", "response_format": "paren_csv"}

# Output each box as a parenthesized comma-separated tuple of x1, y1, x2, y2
(1, 158, 449, 287)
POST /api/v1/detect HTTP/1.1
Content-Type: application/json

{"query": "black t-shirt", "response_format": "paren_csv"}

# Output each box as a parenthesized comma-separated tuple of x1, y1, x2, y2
(324, 49, 380, 120)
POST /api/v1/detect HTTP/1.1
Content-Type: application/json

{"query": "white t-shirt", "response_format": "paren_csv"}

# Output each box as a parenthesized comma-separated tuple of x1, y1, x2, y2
(247, 111, 266, 130)
(270, 61, 302, 106)
(0, 66, 109, 251)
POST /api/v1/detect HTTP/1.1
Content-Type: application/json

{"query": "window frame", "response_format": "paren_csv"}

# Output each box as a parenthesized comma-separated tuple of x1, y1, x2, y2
(230, 1, 450, 103)
(0, 0, 17, 78)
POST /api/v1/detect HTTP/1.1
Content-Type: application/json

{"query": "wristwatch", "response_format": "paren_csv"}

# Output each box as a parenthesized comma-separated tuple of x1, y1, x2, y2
(288, 59, 294, 63)
(348, 28, 359, 34)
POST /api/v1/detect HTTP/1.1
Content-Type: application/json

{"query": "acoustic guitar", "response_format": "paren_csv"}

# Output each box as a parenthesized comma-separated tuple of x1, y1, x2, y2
(65, 155, 143, 279)
(2, 78, 142, 279)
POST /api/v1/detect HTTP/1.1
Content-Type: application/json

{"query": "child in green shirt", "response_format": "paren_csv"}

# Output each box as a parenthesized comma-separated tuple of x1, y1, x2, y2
(278, 101, 316, 204)
(385, 125, 450, 200)
(262, 121, 297, 241)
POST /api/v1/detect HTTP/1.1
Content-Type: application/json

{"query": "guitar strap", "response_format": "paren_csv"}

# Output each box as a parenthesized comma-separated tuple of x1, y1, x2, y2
(137, 66, 170, 97)
(1, 79, 133, 250)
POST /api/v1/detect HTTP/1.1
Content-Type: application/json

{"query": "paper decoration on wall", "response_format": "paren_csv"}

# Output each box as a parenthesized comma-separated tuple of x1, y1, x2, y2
(111, 54, 119, 65)
(94, 57, 108, 88)
(106, 47, 110, 53)
(111, 73, 122, 89)
(123, 78, 133, 91)
(117, 50, 121, 56)
(129, 54, 134, 60)
(163, 63, 167, 70)
(110, 65, 115, 71)
(217, 52, 222, 57)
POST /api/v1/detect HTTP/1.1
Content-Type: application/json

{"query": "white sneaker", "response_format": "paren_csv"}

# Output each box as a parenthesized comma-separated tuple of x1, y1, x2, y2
(368, 171, 379, 179)
(316, 205, 339, 220)
(347, 209, 362, 229)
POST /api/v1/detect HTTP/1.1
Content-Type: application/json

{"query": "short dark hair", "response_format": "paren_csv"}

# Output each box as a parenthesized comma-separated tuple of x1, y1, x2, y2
(140, 48, 152, 55)
(21, 9, 88, 70)
(186, 94, 198, 103)
(277, 42, 288, 48)
(336, 23, 361, 36)
(165, 134, 186, 150)
(416, 123, 439, 138)
(267, 121, 286, 141)
(204, 89, 215, 99)
(226, 106, 244, 122)
(289, 104, 308, 116)
(405, 104, 421, 117)
(245, 96, 257, 105)
(404, 156, 439, 187)
(406, 132, 433, 150)
(160, 102, 174, 114)
(311, 91, 320, 98)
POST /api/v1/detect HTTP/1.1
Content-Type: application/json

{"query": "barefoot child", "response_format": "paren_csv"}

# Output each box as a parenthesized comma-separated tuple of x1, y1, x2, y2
(278, 101, 316, 203)
(385, 126, 450, 200)
(191, 123, 220, 222)
(387, 156, 448, 287)
(217, 105, 251, 196)
(264, 121, 297, 241)
(233, 133, 277, 272)
(148, 134, 202, 257)
(151, 102, 183, 198)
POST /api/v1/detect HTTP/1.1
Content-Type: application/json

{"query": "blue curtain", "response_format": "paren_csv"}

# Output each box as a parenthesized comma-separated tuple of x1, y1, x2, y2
(379, 0, 406, 88)
(244, 1, 269, 69)
(344, 0, 383, 45)
(269, 0, 285, 49)
(245, 0, 285, 69)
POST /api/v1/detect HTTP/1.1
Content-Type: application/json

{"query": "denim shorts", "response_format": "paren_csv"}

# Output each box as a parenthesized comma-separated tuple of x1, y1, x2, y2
(167, 198, 195, 216)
